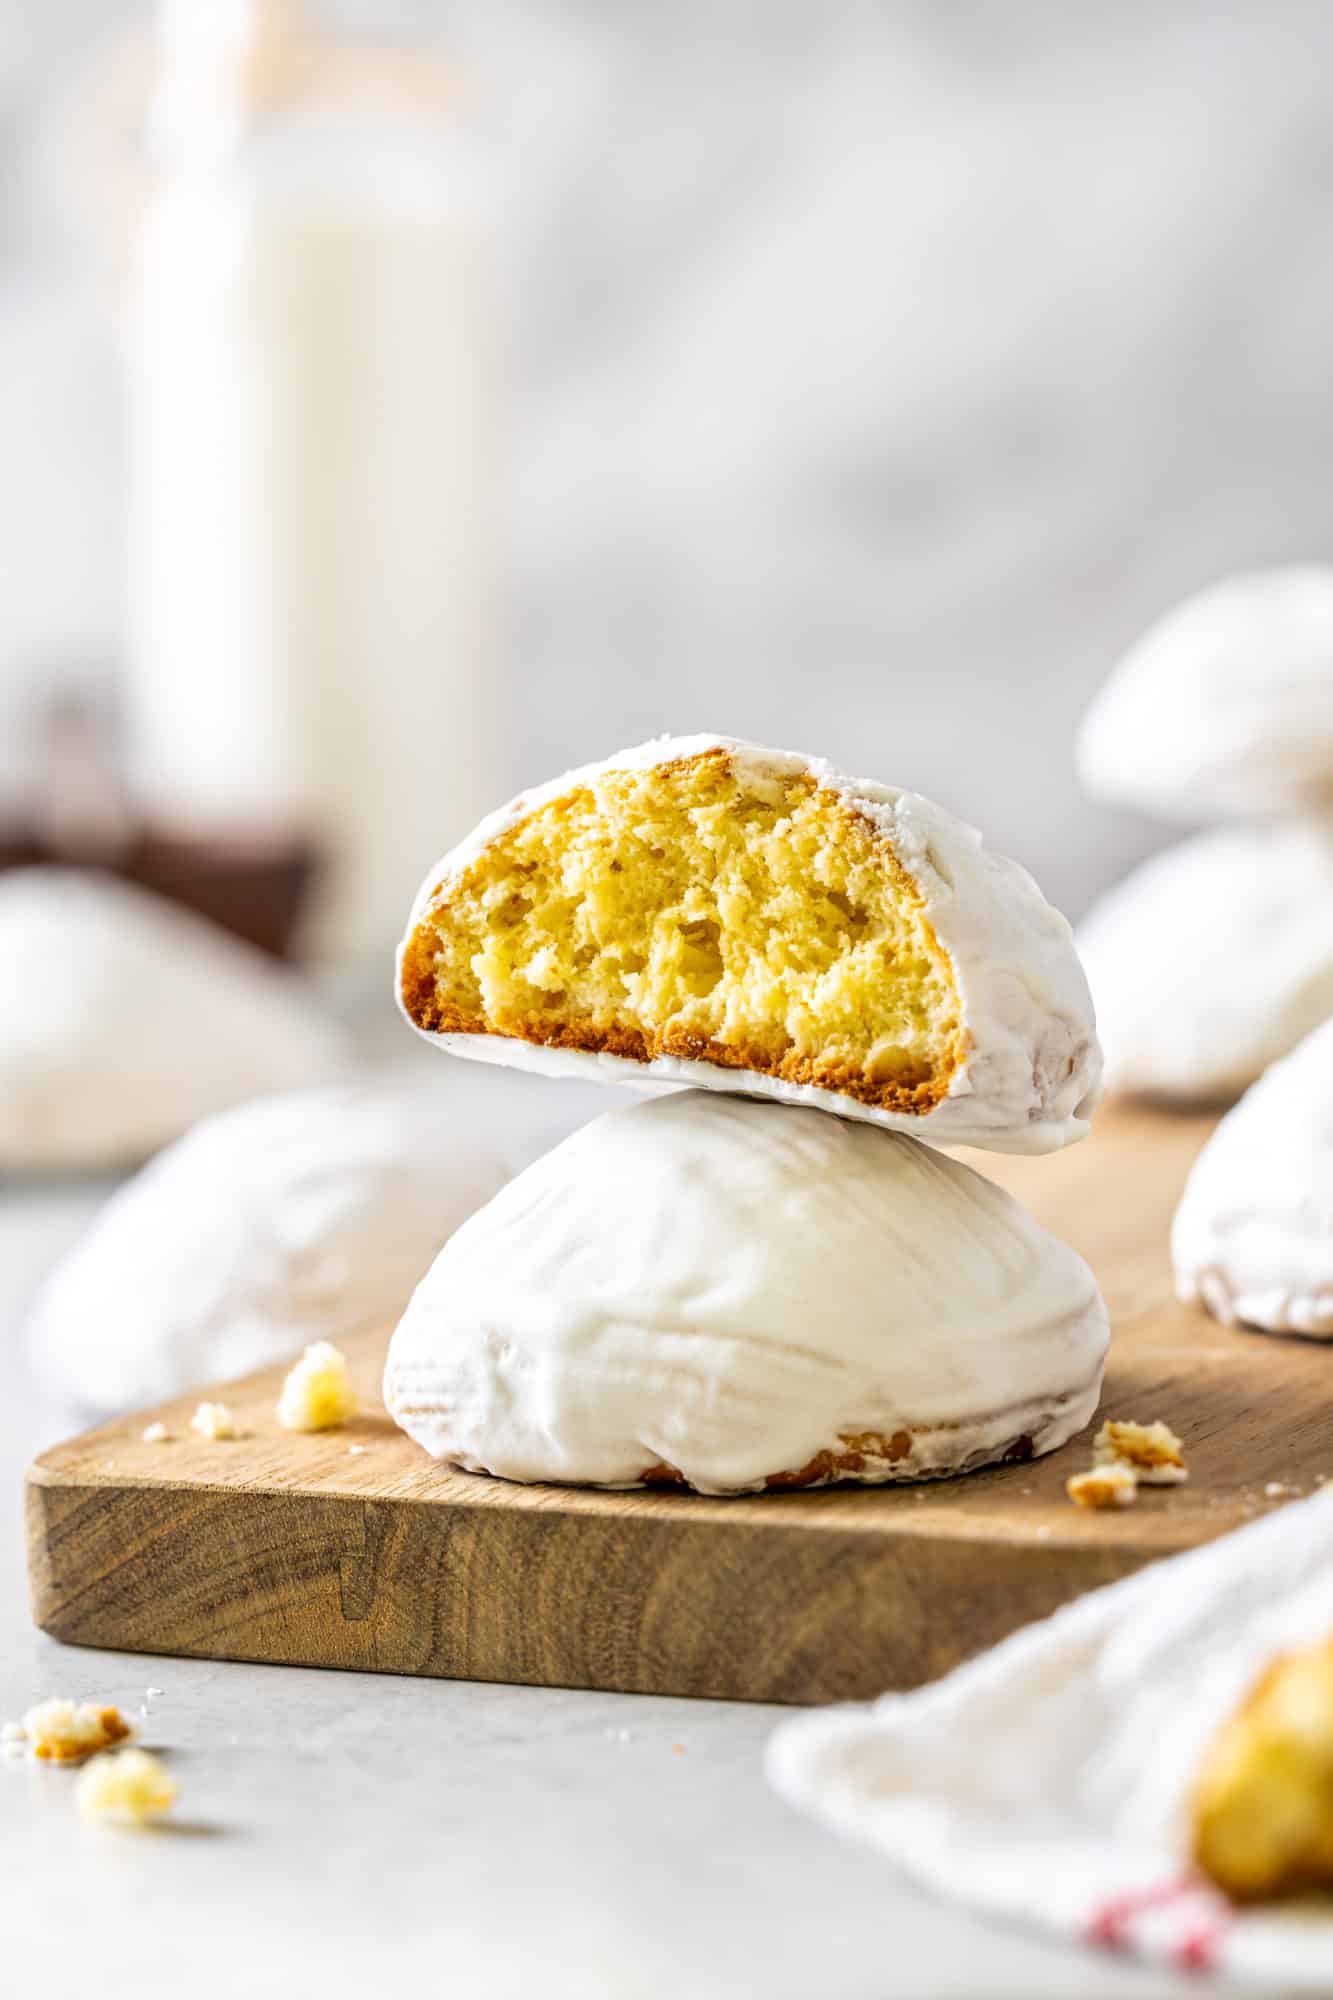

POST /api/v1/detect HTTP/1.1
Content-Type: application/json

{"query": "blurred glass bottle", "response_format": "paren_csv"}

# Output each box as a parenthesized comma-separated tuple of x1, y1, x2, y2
(126, 0, 496, 969)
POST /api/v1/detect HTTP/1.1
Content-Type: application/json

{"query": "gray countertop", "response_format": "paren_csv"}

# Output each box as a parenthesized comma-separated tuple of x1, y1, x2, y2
(0, 1156, 1207, 2000)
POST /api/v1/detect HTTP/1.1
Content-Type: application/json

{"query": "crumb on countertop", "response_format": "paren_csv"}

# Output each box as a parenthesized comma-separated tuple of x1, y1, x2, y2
(190, 1401, 237, 1441)
(1067, 1463, 1138, 1511)
(276, 1341, 358, 1433)
(22, 1699, 132, 1763)
(1094, 1418, 1187, 1485)
(75, 1747, 177, 1827)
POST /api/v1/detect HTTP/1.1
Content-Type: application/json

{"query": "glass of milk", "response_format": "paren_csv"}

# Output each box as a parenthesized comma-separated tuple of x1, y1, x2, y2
(127, 0, 497, 971)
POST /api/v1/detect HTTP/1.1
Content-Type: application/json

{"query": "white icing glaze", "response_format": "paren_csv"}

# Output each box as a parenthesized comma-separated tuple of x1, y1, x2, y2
(384, 1089, 1109, 1494)
(398, 733, 1102, 1156)
(1173, 1017, 1333, 1337)
(27, 1079, 510, 1414)
(1079, 567, 1333, 820)
(0, 867, 349, 1171)
(1078, 818, 1333, 1102)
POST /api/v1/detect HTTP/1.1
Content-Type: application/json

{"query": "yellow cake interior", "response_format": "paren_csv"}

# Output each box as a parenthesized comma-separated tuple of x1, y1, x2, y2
(401, 748, 966, 1112)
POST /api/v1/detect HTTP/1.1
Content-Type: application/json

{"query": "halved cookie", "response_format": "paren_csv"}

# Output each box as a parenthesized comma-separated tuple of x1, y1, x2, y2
(398, 735, 1100, 1155)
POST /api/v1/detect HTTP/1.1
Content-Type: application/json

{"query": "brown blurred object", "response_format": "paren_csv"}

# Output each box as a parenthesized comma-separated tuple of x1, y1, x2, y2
(1192, 1636, 1333, 1902)
(123, 828, 319, 961)
(4, 694, 318, 961)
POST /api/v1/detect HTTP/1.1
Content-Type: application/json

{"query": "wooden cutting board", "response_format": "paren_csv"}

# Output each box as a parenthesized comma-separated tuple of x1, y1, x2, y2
(25, 1104, 1332, 1705)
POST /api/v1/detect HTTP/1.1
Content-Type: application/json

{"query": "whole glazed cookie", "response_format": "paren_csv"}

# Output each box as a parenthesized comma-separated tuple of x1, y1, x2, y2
(1173, 1019, 1333, 1338)
(27, 1080, 510, 1413)
(1078, 819, 1333, 1103)
(1079, 567, 1333, 821)
(384, 1090, 1110, 1495)
(397, 734, 1101, 1155)
(0, 866, 348, 1171)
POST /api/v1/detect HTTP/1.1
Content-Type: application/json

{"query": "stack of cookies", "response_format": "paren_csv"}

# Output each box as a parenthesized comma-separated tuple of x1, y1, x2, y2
(1078, 568, 1333, 1104)
(384, 735, 1108, 1495)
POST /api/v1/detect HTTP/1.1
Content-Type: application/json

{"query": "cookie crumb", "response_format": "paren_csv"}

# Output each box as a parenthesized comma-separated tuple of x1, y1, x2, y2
(276, 1341, 358, 1433)
(23, 1699, 132, 1764)
(1094, 1418, 1187, 1485)
(190, 1401, 237, 1441)
(1263, 1481, 1297, 1500)
(347, 1444, 368, 1456)
(75, 1748, 177, 1827)
(1067, 1463, 1138, 1510)
(141, 1422, 170, 1444)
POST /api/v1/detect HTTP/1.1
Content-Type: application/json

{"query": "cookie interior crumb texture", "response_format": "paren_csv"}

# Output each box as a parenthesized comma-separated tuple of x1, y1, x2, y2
(401, 747, 966, 1116)
(190, 1401, 237, 1441)
(1066, 1463, 1138, 1510)
(1094, 1417, 1188, 1485)
(22, 1699, 132, 1763)
(276, 1340, 358, 1432)
(140, 1421, 170, 1444)
(75, 1747, 178, 1827)
(1192, 1637, 1333, 1901)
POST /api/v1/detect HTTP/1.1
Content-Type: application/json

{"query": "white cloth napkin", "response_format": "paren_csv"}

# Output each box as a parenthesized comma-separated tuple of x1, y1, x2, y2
(768, 1487, 1333, 1989)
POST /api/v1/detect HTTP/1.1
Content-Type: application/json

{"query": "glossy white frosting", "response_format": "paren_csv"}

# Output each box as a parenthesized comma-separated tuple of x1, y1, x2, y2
(398, 734, 1102, 1156)
(1173, 1018, 1333, 1337)
(384, 1090, 1109, 1494)
(1077, 818, 1333, 1102)
(1079, 567, 1333, 820)
(0, 867, 349, 1171)
(27, 1079, 510, 1414)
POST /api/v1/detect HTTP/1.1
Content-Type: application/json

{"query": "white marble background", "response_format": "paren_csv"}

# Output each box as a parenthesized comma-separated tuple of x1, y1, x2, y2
(5, 1, 1333, 915)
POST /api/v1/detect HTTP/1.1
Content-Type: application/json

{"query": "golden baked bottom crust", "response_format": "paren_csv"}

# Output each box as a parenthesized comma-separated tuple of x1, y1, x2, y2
(1192, 1638, 1333, 1902)
(398, 990, 954, 1116)
(639, 1426, 1037, 1492)
(401, 747, 969, 1118)
(394, 1384, 1097, 1496)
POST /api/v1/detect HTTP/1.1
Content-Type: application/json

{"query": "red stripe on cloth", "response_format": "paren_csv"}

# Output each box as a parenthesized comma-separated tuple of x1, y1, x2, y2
(1086, 1877, 1191, 1950)
(1086, 1874, 1231, 1973)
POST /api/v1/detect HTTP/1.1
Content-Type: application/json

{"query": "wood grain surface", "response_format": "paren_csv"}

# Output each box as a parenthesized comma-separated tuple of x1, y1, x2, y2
(25, 1103, 1333, 1704)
